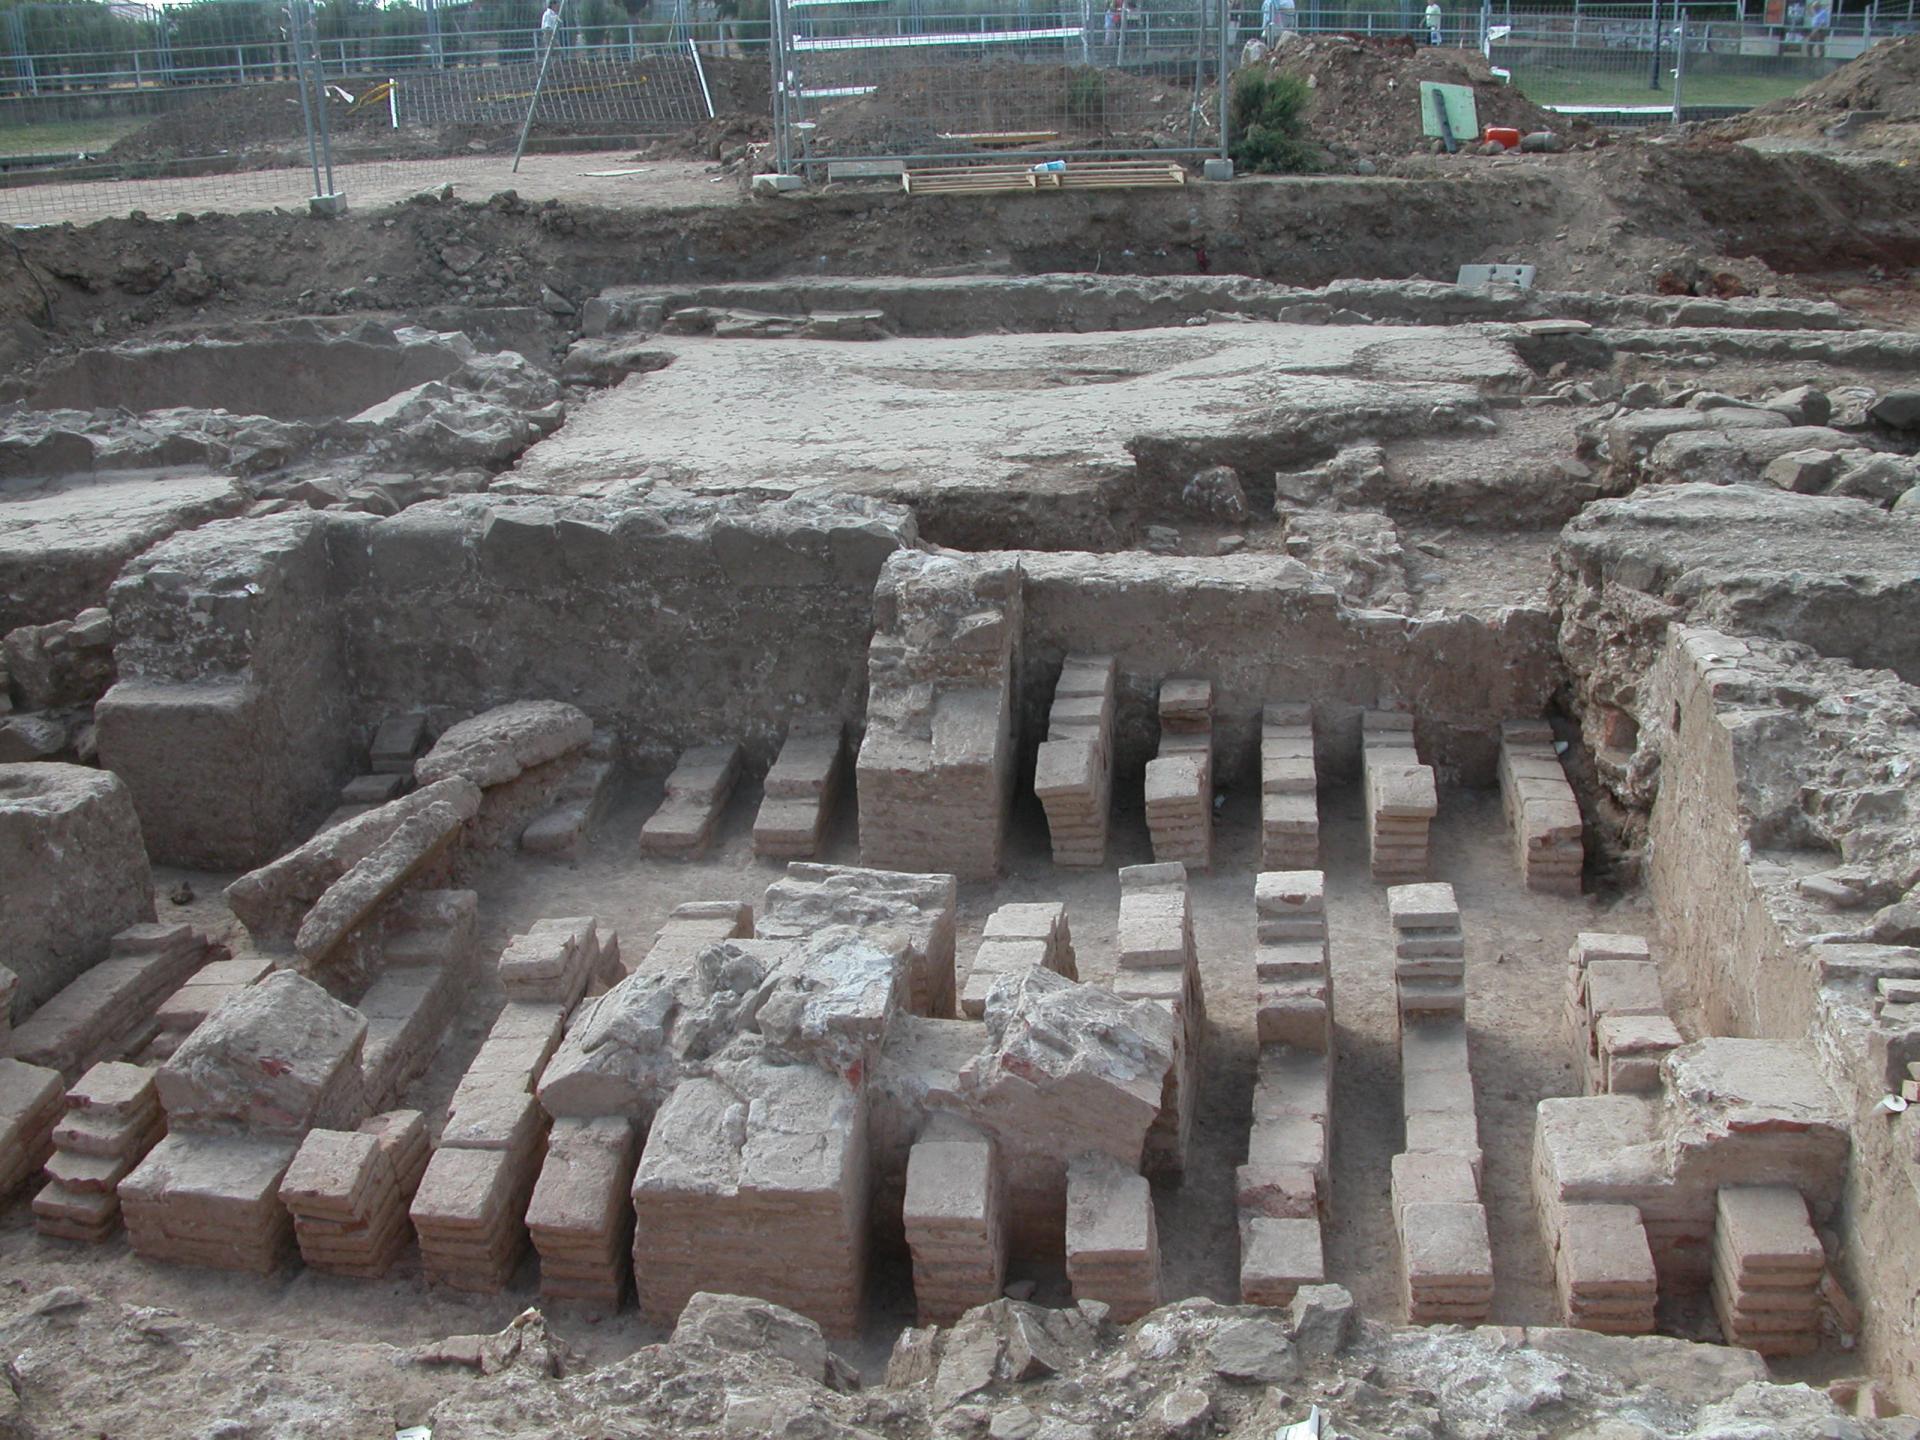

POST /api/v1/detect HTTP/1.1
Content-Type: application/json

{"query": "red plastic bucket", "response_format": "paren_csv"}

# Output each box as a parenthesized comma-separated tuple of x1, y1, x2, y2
(1483, 125, 1522, 149)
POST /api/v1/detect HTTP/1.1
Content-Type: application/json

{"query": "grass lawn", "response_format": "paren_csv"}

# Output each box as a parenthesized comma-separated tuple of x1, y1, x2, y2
(0, 116, 144, 158)
(1506, 66, 1812, 109)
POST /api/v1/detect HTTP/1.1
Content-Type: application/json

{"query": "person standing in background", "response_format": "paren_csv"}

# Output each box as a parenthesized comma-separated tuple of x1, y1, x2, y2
(539, 0, 562, 55)
(1806, 0, 1831, 57)
(1425, 0, 1444, 44)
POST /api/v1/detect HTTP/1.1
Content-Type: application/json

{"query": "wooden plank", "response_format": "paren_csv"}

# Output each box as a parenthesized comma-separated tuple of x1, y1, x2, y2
(935, 130, 1062, 146)
(903, 158, 1187, 196)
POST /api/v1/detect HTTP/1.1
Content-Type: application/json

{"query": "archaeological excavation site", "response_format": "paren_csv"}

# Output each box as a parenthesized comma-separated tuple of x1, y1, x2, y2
(7, 25, 1920, 1440)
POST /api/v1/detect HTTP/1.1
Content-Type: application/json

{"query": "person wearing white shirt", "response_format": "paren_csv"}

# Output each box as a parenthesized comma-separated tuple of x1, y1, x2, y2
(539, 0, 562, 54)
(1425, 1, 1443, 44)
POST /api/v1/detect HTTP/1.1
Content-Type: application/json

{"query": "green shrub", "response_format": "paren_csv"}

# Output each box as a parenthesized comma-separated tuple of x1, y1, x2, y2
(1228, 68, 1319, 174)
(1065, 67, 1107, 129)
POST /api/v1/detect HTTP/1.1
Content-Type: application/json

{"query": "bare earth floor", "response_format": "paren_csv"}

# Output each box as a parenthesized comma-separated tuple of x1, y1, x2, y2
(0, 768, 1653, 1385)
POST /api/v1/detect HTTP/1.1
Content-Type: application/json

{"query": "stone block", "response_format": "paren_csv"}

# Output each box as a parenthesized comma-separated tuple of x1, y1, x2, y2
(1240, 1215, 1324, 1307)
(156, 971, 367, 1137)
(0, 763, 154, 1012)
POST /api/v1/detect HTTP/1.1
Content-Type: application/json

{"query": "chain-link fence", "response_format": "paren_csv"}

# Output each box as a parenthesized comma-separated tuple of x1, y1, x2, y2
(0, 0, 765, 94)
(392, 43, 714, 127)
(1484, 2, 1907, 118)
(1219, 2, 1909, 123)
(5, 0, 1912, 217)
(769, 0, 1230, 172)
(0, 0, 748, 225)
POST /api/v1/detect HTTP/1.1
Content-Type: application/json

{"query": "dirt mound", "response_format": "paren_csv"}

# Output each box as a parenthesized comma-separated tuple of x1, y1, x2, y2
(632, 57, 771, 161)
(107, 62, 759, 168)
(804, 62, 1208, 159)
(1711, 32, 1920, 139)
(700, 56, 771, 118)
(633, 113, 771, 163)
(107, 80, 400, 163)
(1258, 33, 1566, 155)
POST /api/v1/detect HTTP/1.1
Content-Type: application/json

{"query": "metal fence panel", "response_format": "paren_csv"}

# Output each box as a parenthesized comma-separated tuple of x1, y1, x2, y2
(1484, 4, 1907, 117)
(0, 0, 735, 224)
(393, 43, 714, 129)
(770, 0, 1229, 170)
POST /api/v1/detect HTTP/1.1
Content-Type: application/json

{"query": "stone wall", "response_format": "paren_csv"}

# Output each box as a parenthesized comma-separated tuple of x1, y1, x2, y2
(97, 510, 361, 871)
(0, 763, 154, 1012)
(98, 491, 918, 868)
(1643, 631, 1820, 1041)
(337, 489, 916, 767)
(1555, 484, 1920, 814)
(1014, 552, 1562, 789)
(1642, 625, 1920, 1409)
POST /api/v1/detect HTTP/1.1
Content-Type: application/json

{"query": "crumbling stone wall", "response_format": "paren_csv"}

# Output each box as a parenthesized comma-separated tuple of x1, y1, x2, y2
(0, 762, 155, 1012)
(1640, 625, 1920, 1409)
(96, 492, 918, 869)
(1014, 552, 1561, 788)
(337, 490, 917, 767)
(1554, 484, 1920, 813)
(97, 510, 361, 870)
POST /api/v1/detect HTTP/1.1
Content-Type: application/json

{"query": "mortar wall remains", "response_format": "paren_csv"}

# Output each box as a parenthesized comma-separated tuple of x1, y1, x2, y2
(1012, 553, 1560, 787)
(1642, 625, 1920, 1409)
(97, 495, 919, 867)
(98, 511, 361, 870)
(338, 493, 917, 767)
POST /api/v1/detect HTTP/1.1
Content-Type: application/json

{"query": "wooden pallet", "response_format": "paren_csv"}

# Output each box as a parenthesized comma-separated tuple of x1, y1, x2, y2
(902, 160, 1186, 195)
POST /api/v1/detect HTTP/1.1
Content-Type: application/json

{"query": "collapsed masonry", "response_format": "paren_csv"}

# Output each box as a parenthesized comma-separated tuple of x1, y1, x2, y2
(1535, 1036, 1851, 1353)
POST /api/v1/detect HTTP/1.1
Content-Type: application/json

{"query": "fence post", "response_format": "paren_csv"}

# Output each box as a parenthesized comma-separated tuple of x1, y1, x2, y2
(1671, 9, 1685, 121)
(1218, 0, 1231, 161)
(512, 0, 568, 172)
(290, 0, 343, 211)
(769, 0, 790, 174)
(1648, 0, 1662, 88)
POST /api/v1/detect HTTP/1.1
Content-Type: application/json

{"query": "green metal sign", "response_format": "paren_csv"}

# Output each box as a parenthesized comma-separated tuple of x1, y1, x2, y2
(1419, 81, 1480, 140)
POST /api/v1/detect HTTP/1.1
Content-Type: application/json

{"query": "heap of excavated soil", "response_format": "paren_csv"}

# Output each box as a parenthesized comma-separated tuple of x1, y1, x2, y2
(106, 80, 402, 163)
(631, 59, 771, 162)
(1711, 32, 1920, 139)
(803, 62, 1209, 158)
(105, 57, 773, 167)
(1258, 33, 1567, 155)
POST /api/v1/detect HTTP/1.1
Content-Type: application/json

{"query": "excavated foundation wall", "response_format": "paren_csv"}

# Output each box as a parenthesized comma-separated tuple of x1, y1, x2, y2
(1646, 645, 1820, 1039)
(1013, 552, 1562, 787)
(335, 493, 914, 762)
(1, 329, 469, 422)
(98, 493, 918, 869)
(98, 510, 359, 871)
(1642, 630, 1920, 1409)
